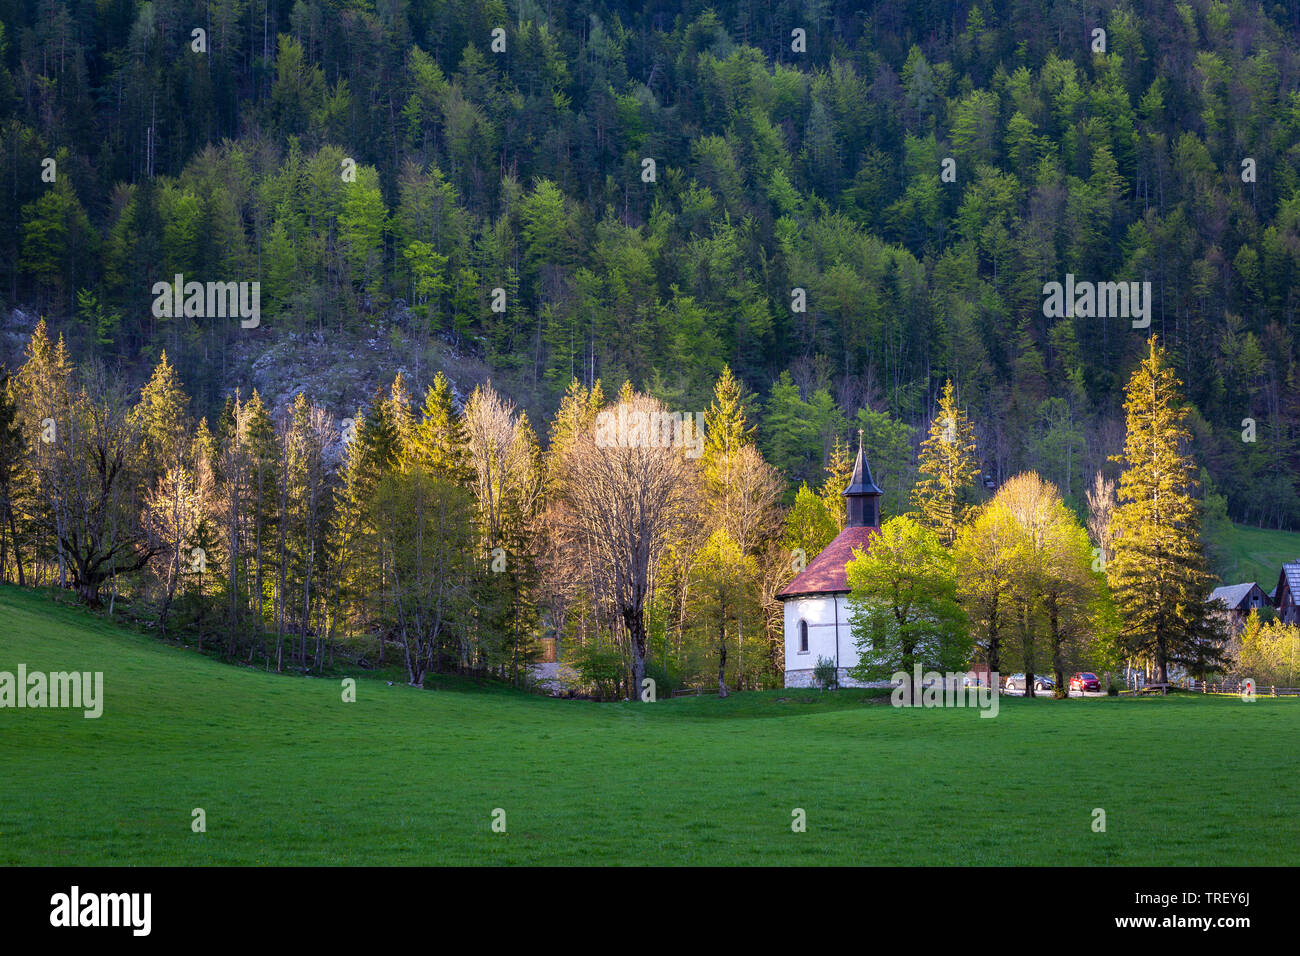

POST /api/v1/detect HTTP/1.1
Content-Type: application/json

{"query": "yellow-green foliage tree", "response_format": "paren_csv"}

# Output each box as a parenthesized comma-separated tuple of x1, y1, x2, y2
(1108, 339, 1227, 683)
(911, 380, 979, 547)
(819, 434, 853, 530)
(404, 372, 469, 481)
(954, 498, 1028, 678)
(698, 365, 782, 691)
(689, 528, 756, 698)
(998, 473, 1110, 696)
(783, 483, 837, 563)
(846, 515, 970, 690)
(959, 473, 1116, 694)
(1237, 613, 1300, 688)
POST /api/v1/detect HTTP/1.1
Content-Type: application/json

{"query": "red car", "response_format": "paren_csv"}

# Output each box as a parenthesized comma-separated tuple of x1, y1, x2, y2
(1069, 672, 1101, 693)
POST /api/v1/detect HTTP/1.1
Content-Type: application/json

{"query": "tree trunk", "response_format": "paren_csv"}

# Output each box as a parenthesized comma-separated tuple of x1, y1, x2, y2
(1048, 592, 1067, 698)
(736, 603, 744, 691)
(403, 628, 420, 686)
(1021, 606, 1035, 698)
(6, 507, 24, 586)
(77, 577, 101, 607)
(717, 610, 729, 699)
(624, 608, 647, 701)
(986, 591, 1000, 676)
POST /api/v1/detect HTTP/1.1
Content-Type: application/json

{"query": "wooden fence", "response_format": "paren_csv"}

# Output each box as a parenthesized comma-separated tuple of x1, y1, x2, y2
(1185, 679, 1300, 697)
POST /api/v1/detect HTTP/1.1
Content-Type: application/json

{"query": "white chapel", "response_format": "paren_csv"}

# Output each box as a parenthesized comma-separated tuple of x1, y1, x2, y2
(776, 436, 883, 687)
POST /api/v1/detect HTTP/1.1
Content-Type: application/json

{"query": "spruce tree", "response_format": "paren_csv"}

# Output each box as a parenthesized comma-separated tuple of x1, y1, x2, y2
(911, 379, 979, 547)
(385, 372, 416, 459)
(1108, 338, 1227, 682)
(819, 434, 853, 530)
(701, 364, 755, 516)
(244, 391, 280, 643)
(135, 353, 198, 631)
(0, 370, 28, 585)
(407, 372, 469, 481)
(14, 320, 75, 588)
(134, 353, 190, 456)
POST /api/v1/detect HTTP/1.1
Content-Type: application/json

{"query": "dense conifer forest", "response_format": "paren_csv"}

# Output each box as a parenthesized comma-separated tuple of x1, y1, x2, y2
(4, 1, 1299, 523)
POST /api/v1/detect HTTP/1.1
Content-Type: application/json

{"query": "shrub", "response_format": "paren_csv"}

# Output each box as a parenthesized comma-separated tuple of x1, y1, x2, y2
(643, 661, 684, 699)
(813, 655, 839, 690)
(569, 643, 625, 700)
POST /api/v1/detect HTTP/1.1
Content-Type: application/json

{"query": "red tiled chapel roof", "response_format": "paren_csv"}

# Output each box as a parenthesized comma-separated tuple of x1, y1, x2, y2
(776, 525, 878, 599)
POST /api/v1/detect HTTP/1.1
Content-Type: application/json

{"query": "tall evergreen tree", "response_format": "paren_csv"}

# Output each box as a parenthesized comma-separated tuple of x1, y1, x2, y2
(701, 364, 756, 533)
(818, 434, 853, 530)
(911, 379, 980, 547)
(0, 370, 28, 585)
(1108, 339, 1227, 682)
(406, 372, 468, 480)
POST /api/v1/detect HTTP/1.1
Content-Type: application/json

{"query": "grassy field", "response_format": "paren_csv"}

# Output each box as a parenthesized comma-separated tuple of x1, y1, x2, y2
(1215, 521, 1300, 589)
(1, 585, 1297, 866)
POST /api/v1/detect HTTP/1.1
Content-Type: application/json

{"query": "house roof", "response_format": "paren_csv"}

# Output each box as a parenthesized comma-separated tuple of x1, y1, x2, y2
(1277, 563, 1300, 607)
(1209, 582, 1260, 610)
(777, 524, 878, 599)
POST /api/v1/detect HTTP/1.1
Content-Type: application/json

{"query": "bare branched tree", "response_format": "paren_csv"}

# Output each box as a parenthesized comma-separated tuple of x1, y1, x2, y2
(146, 454, 213, 629)
(1086, 469, 1117, 564)
(557, 393, 693, 697)
(38, 360, 160, 605)
(462, 383, 537, 547)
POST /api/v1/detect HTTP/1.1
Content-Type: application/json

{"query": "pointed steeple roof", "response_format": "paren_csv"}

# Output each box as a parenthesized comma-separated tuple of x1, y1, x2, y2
(777, 431, 884, 599)
(844, 429, 883, 498)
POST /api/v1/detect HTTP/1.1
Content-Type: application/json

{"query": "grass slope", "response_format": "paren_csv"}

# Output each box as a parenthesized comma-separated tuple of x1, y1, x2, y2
(1216, 522, 1300, 590)
(1, 586, 1297, 866)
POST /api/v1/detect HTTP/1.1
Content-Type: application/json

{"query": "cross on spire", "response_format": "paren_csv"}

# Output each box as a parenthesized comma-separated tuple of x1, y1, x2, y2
(843, 433, 883, 528)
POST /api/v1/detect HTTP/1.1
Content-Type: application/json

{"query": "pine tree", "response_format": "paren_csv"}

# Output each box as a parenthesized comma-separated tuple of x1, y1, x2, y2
(407, 372, 469, 481)
(699, 366, 780, 692)
(701, 364, 755, 526)
(0, 369, 28, 585)
(819, 434, 853, 530)
(13, 320, 74, 588)
(334, 393, 401, 663)
(498, 411, 543, 684)
(133, 351, 190, 482)
(911, 379, 980, 547)
(244, 391, 280, 647)
(385, 373, 416, 459)
(135, 353, 202, 631)
(1108, 338, 1227, 682)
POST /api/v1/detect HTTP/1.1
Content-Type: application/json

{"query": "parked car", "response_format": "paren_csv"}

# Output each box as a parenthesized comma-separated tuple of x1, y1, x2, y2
(1069, 672, 1101, 693)
(1004, 673, 1054, 692)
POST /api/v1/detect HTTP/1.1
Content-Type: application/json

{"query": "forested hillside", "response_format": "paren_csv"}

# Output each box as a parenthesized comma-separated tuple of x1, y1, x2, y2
(1, 0, 1298, 529)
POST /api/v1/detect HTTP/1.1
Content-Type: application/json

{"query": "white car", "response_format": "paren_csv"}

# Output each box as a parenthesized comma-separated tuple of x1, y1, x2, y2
(1004, 673, 1054, 693)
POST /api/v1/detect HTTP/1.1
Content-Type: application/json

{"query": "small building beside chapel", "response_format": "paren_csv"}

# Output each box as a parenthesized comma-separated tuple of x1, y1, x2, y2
(1208, 581, 1270, 634)
(776, 437, 882, 688)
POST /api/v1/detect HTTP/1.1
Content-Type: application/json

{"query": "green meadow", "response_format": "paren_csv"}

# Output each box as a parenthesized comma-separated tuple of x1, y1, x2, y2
(1216, 522, 1300, 591)
(1, 585, 1296, 866)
